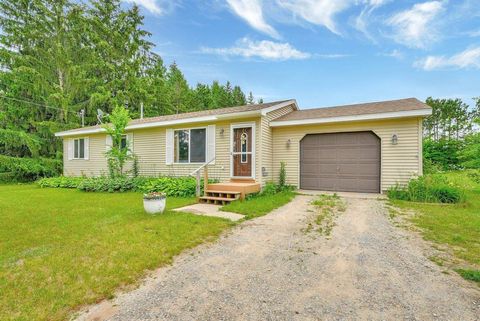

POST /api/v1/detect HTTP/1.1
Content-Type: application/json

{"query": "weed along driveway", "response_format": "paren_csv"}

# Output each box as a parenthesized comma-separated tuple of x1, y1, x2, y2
(80, 194, 480, 321)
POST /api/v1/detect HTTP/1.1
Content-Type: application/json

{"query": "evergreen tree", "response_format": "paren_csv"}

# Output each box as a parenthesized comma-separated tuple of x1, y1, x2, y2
(247, 92, 255, 104)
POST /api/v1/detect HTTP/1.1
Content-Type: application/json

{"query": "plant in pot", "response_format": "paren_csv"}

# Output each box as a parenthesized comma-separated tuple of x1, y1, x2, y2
(143, 192, 166, 214)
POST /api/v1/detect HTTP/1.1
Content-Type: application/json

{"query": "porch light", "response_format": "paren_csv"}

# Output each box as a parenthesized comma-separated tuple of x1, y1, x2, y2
(286, 139, 291, 148)
(220, 128, 225, 137)
(392, 134, 398, 145)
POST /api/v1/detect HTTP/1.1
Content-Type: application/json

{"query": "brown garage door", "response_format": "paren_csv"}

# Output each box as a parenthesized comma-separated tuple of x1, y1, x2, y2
(300, 132, 380, 193)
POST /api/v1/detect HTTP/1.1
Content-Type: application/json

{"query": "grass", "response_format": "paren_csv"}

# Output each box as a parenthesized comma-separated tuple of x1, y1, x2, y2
(456, 269, 480, 283)
(0, 184, 233, 321)
(390, 171, 480, 283)
(305, 194, 346, 236)
(220, 190, 296, 219)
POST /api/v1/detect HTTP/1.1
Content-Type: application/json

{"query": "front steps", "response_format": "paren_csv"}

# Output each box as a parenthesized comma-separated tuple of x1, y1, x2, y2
(198, 180, 261, 205)
(198, 190, 241, 205)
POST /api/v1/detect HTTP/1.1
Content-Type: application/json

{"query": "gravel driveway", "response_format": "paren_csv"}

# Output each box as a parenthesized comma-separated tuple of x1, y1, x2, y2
(79, 194, 480, 321)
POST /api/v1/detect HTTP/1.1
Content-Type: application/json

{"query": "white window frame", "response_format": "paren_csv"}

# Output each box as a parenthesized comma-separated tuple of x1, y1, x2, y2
(230, 122, 256, 179)
(73, 138, 86, 160)
(173, 127, 207, 164)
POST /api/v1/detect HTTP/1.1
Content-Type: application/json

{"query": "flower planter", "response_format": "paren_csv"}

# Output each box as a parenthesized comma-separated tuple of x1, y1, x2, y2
(143, 193, 166, 214)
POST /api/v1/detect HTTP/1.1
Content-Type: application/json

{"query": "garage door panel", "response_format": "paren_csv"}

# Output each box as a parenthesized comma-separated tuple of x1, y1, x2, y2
(300, 132, 380, 193)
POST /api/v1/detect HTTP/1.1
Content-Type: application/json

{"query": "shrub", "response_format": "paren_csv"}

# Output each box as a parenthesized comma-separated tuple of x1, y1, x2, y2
(261, 182, 278, 196)
(138, 177, 214, 197)
(0, 155, 62, 182)
(387, 175, 465, 204)
(37, 176, 84, 188)
(77, 176, 141, 192)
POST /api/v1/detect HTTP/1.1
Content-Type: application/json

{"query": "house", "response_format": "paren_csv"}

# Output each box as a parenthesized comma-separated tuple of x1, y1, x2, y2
(55, 98, 432, 201)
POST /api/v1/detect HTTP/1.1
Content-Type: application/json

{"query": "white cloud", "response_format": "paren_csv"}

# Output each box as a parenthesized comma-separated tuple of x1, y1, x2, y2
(123, 0, 163, 15)
(201, 37, 310, 60)
(226, 0, 279, 38)
(414, 47, 480, 70)
(386, 1, 445, 48)
(355, 0, 390, 41)
(276, 0, 351, 35)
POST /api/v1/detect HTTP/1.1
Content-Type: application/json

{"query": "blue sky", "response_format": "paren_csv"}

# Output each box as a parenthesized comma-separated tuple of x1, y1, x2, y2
(123, 0, 480, 109)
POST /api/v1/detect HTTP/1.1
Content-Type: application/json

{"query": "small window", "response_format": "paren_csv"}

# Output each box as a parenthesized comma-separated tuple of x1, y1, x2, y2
(74, 138, 85, 159)
(174, 128, 206, 163)
(241, 132, 248, 163)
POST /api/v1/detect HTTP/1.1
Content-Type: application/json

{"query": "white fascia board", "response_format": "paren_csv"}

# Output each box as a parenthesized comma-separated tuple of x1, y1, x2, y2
(55, 115, 218, 137)
(55, 128, 105, 137)
(125, 115, 218, 130)
(269, 108, 432, 127)
(260, 99, 298, 116)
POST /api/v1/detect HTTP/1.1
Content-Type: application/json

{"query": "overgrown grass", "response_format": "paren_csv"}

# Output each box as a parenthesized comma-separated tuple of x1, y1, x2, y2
(220, 190, 295, 219)
(0, 185, 233, 321)
(387, 174, 465, 204)
(390, 171, 480, 282)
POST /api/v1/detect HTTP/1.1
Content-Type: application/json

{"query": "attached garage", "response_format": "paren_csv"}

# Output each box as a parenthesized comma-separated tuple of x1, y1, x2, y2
(300, 132, 381, 193)
(270, 98, 433, 193)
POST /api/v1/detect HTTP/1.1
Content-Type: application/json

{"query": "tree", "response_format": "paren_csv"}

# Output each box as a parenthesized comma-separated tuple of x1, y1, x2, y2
(247, 92, 255, 104)
(166, 62, 191, 114)
(0, 0, 254, 182)
(103, 105, 133, 176)
(232, 86, 246, 106)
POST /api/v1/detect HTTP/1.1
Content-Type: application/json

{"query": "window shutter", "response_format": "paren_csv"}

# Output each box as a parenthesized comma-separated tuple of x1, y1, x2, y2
(105, 135, 113, 151)
(127, 132, 134, 156)
(84, 137, 89, 160)
(207, 125, 216, 164)
(67, 139, 73, 160)
(165, 129, 174, 165)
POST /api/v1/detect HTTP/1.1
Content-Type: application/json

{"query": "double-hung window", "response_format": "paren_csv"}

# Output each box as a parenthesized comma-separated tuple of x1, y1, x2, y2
(174, 128, 206, 163)
(73, 138, 85, 159)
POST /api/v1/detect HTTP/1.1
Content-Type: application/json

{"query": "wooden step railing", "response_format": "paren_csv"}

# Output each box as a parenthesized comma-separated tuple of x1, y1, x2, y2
(189, 157, 216, 198)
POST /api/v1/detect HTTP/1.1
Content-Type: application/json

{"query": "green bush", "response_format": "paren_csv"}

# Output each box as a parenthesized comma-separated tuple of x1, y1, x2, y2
(77, 176, 145, 192)
(387, 175, 465, 204)
(423, 138, 463, 171)
(37, 176, 84, 188)
(261, 182, 278, 196)
(138, 177, 218, 197)
(0, 155, 62, 182)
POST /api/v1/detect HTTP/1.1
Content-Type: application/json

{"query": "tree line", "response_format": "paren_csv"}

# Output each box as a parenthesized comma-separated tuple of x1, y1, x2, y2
(0, 0, 258, 168)
(423, 97, 480, 171)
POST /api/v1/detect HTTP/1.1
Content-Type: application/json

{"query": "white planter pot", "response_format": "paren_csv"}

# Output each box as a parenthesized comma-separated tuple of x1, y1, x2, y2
(143, 197, 166, 214)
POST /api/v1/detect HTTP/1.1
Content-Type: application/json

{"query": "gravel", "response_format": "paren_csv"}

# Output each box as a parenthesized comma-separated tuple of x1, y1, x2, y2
(77, 195, 480, 321)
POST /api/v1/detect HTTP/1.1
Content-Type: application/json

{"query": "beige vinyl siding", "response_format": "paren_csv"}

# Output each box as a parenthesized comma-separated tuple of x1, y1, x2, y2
(63, 134, 108, 176)
(259, 104, 297, 185)
(63, 117, 261, 182)
(271, 117, 422, 191)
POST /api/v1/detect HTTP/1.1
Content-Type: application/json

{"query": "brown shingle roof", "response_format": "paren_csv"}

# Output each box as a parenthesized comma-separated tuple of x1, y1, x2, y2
(273, 98, 430, 122)
(57, 100, 293, 136)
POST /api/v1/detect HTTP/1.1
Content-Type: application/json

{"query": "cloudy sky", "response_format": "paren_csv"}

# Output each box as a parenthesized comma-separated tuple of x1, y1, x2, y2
(123, 0, 479, 108)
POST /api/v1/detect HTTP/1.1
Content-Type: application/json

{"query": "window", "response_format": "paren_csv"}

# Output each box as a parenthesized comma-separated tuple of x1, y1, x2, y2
(241, 132, 248, 163)
(74, 138, 85, 159)
(174, 128, 206, 163)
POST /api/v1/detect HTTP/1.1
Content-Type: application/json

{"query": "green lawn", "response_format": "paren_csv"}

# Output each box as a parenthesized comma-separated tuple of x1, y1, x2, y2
(391, 171, 480, 269)
(221, 191, 296, 219)
(0, 185, 233, 321)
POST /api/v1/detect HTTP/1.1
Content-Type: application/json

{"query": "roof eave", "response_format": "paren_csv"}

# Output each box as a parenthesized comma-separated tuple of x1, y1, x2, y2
(269, 108, 432, 127)
(55, 106, 279, 137)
